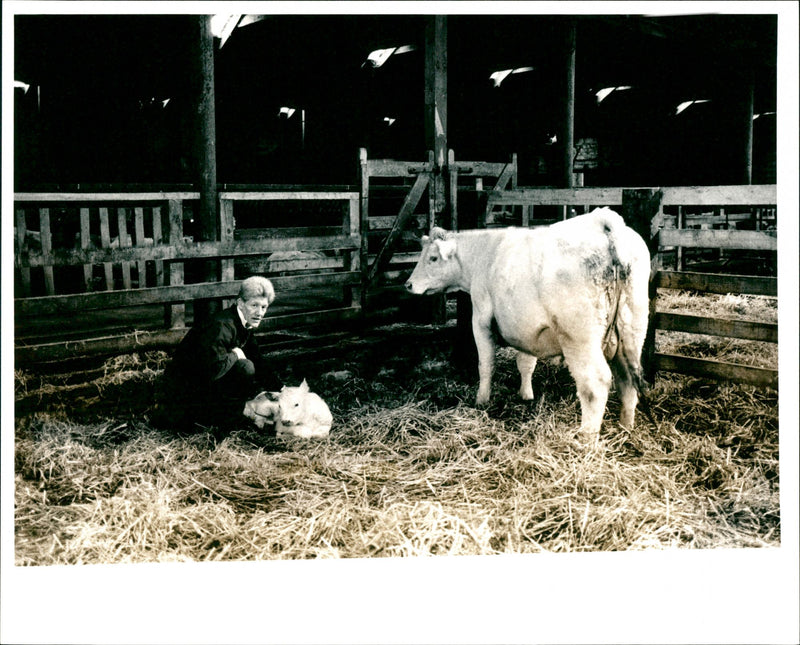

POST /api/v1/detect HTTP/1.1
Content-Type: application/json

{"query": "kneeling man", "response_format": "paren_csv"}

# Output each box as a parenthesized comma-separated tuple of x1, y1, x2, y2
(155, 276, 281, 433)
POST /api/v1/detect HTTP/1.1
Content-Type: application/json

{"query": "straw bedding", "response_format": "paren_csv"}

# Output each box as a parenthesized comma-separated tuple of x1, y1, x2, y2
(14, 293, 780, 564)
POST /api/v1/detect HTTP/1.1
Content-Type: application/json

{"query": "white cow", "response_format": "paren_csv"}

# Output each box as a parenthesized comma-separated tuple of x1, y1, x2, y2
(405, 208, 651, 434)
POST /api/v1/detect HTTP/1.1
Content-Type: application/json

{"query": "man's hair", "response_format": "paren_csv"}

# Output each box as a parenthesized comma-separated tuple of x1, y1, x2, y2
(238, 276, 275, 304)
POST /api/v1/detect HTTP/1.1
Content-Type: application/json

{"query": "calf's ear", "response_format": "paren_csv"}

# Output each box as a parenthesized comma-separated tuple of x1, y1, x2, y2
(300, 378, 309, 392)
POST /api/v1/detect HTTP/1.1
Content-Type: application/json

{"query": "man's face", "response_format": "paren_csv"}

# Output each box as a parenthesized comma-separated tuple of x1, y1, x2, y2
(238, 296, 270, 328)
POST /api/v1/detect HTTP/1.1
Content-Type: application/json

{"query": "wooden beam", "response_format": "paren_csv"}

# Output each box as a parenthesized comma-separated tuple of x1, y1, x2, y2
(560, 20, 576, 187)
(365, 171, 431, 286)
(654, 312, 777, 343)
(425, 15, 447, 214)
(654, 353, 777, 389)
(654, 271, 777, 297)
(658, 228, 777, 251)
(660, 185, 776, 206)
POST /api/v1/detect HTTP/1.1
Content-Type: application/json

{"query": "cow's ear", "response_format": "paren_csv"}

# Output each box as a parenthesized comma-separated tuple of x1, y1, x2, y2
(429, 227, 450, 241)
(437, 238, 457, 260)
(420, 235, 430, 246)
(300, 379, 309, 392)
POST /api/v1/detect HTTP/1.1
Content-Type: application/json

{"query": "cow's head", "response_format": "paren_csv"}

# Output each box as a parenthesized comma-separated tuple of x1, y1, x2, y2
(405, 227, 461, 295)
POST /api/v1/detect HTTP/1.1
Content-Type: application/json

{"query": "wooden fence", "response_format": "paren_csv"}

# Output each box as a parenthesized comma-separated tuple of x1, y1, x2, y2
(479, 184, 778, 388)
(14, 191, 362, 363)
(14, 179, 778, 390)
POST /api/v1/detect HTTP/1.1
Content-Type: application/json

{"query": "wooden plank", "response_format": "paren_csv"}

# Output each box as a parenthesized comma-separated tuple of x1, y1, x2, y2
(235, 226, 343, 240)
(39, 208, 55, 295)
(152, 206, 164, 287)
(366, 159, 433, 177)
(15, 208, 32, 296)
(488, 187, 623, 206)
(449, 149, 459, 230)
(218, 191, 359, 201)
(658, 228, 776, 251)
(654, 312, 777, 343)
(116, 208, 132, 289)
(19, 235, 362, 268)
(15, 192, 200, 202)
(79, 208, 93, 291)
(344, 193, 362, 311)
(167, 199, 185, 328)
(655, 271, 777, 297)
(14, 272, 361, 316)
(359, 149, 371, 310)
(450, 160, 509, 177)
(220, 199, 236, 308)
(661, 185, 776, 206)
(98, 208, 114, 290)
(134, 207, 147, 287)
(369, 215, 428, 231)
(240, 257, 343, 274)
(653, 352, 777, 389)
(366, 171, 431, 285)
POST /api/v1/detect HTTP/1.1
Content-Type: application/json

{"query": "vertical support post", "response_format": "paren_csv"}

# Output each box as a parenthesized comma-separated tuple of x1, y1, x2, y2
(220, 197, 235, 308)
(80, 208, 93, 291)
(676, 206, 684, 271)
(152, 206, 165, 287)
(741, 67, 754, 185)
(117, 207, 132, 290)
(194, 15, 220, 323)
(359, 148, 370, 310)
(448, 149, 458, 231)
(134, 207, 147, 287)
(39, 208, 55, 295)
(425, 15, 447, 214)
(622, 189, 664, 383)
(560, 20, 577, 188)
(167, 199, 186, 329)
(15, 208, 32, 296)
(344, 193, 362, 314)
(98, 207, 114, 290)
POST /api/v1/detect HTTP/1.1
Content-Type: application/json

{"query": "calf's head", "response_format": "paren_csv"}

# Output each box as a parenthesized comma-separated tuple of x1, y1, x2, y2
(405, 227, 460, 295)
(277, 379, 310, 426)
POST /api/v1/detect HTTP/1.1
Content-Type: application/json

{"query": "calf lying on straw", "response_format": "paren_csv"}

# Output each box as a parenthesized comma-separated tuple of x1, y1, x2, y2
(244, 379, 332, 438)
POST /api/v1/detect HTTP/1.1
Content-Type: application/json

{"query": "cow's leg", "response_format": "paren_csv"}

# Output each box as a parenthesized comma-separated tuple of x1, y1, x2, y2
(610, 355, 638, 429)
(471, 300, 495, 406)
(516, 351, 537, 400)
(562, 343, 612, 435)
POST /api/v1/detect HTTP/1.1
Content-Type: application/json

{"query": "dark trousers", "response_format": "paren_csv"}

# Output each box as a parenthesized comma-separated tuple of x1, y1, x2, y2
(155, 359, 258, 432)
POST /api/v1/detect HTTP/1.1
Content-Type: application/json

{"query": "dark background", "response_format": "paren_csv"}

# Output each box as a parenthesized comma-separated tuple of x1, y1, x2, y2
(14, 14, 777, 189)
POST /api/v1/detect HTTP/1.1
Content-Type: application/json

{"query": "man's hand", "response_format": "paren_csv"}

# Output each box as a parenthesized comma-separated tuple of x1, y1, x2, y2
(232, 347, 247, 360)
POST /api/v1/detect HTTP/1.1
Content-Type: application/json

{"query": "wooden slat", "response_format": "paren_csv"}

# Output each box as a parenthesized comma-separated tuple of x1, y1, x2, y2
(152, 206, 164, 286)
(15, 208, 31, 296)
(366, 159, 433, 177)
(98, 208, 114, 290)
(134, 207, 148, 287)
(18, 235, 362, 268)
(235, 226, 343, 240)
(79, 208, 93, 291)
(658, 228, 776, 251)
(14, 272, 361, 316)
(660, 185, 776, 206)
(487, 187, 623, 206)
(220, 199, 236, 308)
(39, 208, 55, 295)
(218, 191, 359, 201)
(117, 208, 132, 289)
(366, 171, 430, 285)
(450, 160, 510, 177)
(369, 214, 428, 230)
(654, 312, 777, 343)
(653, 353, 777, 389)
(240, 257, 343, 274)
(15, 192, 200, 202)
(167, 199, 185, 328)
(655, 271, 777, 297)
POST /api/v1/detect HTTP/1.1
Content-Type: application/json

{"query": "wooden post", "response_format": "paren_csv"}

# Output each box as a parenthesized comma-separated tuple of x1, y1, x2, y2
(560, 20, 576, 188)
(741, 68, 755, 185)
(80, 208, 93, 291)
(622, 189, 664, 382)
(425, 15, 447, 214)
(15, 208, 31, 296)
(359, 148, 370, 310)
(194, 15, 220, 323)
(167, 199, 186, 329)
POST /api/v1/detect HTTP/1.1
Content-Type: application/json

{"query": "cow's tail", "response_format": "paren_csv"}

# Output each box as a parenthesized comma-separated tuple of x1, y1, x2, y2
(606, 219, 659, 432)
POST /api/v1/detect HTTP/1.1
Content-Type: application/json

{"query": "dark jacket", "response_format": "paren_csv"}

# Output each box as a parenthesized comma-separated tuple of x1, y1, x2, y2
(156, 305, 280, 430)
